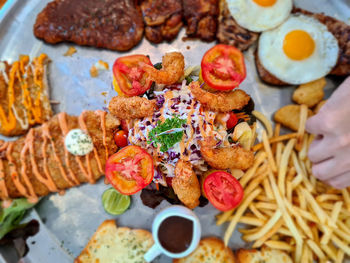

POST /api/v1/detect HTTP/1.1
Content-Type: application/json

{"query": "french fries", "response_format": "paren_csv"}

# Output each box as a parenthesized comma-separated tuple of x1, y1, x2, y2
(218, 108, 350, 262)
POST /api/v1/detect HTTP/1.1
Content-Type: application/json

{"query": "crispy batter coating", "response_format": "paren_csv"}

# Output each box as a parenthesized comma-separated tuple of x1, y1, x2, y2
(0, 111, 119, 200)
(274, 104, 313, 131)
(189, 81, 250, 112)
(199, 136, 254, 171)
(173, 160, 201, 209)
(292, 78, 326, 108)
(108, 96, 157, 119)
(143, 52, 185, 85)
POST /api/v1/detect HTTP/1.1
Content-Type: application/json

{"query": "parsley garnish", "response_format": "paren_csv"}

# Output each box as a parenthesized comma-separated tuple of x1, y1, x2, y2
(148, 115, 186, 152)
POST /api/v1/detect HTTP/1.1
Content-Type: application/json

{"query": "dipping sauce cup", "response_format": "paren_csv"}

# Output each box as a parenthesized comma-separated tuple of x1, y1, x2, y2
(144, 205, 201, 262)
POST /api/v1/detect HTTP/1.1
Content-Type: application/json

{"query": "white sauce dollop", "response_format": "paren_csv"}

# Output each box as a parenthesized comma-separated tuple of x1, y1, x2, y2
(65, 129, 94, 156)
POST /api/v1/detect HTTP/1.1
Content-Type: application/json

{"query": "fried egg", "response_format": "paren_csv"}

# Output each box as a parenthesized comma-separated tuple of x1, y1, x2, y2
(258, 14, 339, 85)
(227, 0, 292, 32)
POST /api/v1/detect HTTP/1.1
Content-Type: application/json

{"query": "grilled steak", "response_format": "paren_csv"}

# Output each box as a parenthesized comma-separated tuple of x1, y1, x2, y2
(217, 0, 259, 51)
(182, 0, 219, 42)
(33, 0, 144, 51)
(141, 0, 183, 43)
(256, 8, 350, 86)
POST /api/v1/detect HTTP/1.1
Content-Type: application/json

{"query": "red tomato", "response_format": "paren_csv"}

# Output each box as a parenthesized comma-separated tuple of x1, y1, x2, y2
(226, 112, 238, 130)
(201, 44, 246, 91)
(105, 146, 154, 195)
(113, 55, 153, 96)
(120, 120, 129, 133)
(203, 171, 243, 211)
(114, 130, 128, 148)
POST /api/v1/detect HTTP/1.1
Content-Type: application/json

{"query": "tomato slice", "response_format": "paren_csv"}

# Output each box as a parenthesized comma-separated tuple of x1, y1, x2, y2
(113, 55, 153, 96)
(114, 130, 128, 148)
(201, 44, 246, 91)
(227, 112, 238, 130)
(203, 171, 243, 211)
(105, 146, 154, 195)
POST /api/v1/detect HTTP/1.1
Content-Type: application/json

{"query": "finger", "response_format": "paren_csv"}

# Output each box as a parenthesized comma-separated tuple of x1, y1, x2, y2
(325, 171, 350, 189)
(312, 158, 336, 181)
(305, 115, 323, 135)
(308, 136, 334, 163)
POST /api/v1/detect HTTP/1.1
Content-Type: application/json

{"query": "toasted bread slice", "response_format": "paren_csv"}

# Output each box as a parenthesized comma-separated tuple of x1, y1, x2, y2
(75, 220, 154, 263)
(0, 54, 52, 136)
(173, 237, 235, 263)
(236, 247, 292, 263)
(274, 104, 313, 131)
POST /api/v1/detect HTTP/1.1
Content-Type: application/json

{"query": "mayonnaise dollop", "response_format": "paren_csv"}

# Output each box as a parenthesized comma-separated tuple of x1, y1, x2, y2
(65, 129, 94, 156)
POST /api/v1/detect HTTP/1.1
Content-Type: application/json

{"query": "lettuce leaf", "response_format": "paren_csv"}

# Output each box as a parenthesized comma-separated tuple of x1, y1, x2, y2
(0, 198, 36, 239)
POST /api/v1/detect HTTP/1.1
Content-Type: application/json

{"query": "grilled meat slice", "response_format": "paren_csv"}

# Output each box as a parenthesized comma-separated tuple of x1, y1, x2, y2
(0, 54, 53, 137)
(33, 0, 144, 51)
(182, 0, 219, 41)
(255, 8, 350, 86)
(141, 0, 183, 43)
(0, 111, 119, 202)
(217, 0, 259, 51)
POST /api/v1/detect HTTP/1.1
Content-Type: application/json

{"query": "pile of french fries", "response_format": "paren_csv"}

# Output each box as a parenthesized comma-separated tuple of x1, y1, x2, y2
(218, 106, 350, 262)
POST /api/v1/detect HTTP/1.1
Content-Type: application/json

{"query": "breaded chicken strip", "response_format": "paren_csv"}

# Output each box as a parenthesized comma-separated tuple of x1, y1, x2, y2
(0, 111, 119, 202)
(189, 81, 250, 112)
(173, 160, 201, 209)
(200, 136, 254, 171)
(108, 96, 157, 119)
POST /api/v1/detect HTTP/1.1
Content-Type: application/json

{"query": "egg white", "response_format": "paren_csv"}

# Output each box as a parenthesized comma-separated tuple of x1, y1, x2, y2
(258, 14, 339, 85)
(227, 0, 292, 32)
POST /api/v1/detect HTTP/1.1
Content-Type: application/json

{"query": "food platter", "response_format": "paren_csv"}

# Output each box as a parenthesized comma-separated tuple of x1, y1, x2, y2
(0, 0, 349, 262)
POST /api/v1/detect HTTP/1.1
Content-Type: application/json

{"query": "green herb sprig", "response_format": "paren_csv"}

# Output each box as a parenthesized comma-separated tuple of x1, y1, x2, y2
(148, 115, 186, 152)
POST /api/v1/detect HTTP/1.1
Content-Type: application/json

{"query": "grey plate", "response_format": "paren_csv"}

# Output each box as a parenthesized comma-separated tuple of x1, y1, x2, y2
(0, 0, 349, 262)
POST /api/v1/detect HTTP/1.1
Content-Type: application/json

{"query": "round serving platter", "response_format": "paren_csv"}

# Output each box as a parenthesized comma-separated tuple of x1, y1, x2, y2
(0, 0, 349, 262)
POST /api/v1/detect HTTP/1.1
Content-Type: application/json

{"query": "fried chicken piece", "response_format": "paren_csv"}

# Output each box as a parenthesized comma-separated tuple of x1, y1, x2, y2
(216, 0, 259, 51)
(314, 100, 327, 114)
(33, 0, 144, 51)
(0, 111, 119, 202)
(292, 78, 326, 108)
(182, 0, 219, 41)
(143, 52, 185, 84)
(0, 54, 52, 137)
(189, 81, 250, 112)
(173, 160, 201, 209)
(141, 0, 183, 43)
(108, 96, 157, 119)
(274, 105, 313, 131)
(199, 136, 254, 171)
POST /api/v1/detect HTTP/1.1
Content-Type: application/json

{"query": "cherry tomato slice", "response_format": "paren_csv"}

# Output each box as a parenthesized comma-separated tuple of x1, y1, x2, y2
(114, 130, 128, 148)
(113, 55, 153, 96)
(226, 112, 238, 130)
(105, 146, 154, 195)
(203, 171, 243, 211)
(201, 44, 246, 91)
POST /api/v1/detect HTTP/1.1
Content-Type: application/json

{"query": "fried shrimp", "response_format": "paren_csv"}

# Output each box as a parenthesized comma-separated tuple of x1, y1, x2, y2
(108, 96, 157, 119)
(199, 136, 254, 171)
(173, 160, 201, 209)
(143, 52, 185, 84)
(189, 81, 251, 112)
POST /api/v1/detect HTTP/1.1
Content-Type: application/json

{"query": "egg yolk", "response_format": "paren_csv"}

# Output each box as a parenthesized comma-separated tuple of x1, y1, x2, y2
(253, 0, 277, 7)
(283, 30, 315, 60)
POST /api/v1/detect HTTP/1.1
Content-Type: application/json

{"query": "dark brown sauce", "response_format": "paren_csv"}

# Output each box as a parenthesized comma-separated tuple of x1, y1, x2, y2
(158, 216, 193, 254)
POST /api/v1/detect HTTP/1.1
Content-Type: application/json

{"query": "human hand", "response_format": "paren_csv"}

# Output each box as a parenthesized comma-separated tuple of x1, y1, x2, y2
(306, 77, 350, 189)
